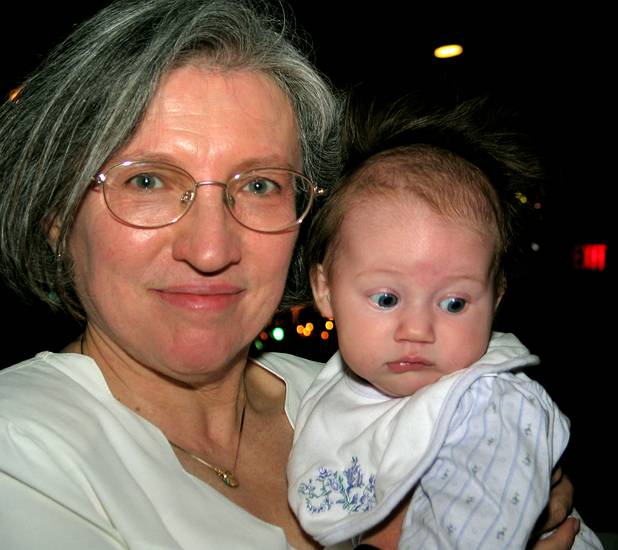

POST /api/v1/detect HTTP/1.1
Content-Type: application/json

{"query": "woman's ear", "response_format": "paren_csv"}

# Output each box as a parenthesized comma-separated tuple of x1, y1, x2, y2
(45, 213, 62, 253)
(311, 264, 334, 319)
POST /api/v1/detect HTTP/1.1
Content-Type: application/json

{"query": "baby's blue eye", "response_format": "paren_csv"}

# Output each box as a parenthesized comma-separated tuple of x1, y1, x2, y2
(439, 297, 467, 314)
(369, 292, 399, 309)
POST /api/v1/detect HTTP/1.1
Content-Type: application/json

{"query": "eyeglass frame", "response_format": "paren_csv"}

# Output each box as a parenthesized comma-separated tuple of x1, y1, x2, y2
(91, 160, 325, 233)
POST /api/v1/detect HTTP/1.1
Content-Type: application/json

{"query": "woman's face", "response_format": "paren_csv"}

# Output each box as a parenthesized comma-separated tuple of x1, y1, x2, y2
(67, 66, 300, 381)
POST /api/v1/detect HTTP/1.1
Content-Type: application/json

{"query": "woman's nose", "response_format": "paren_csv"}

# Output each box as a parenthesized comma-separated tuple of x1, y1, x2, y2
(170, 184, 242, 273)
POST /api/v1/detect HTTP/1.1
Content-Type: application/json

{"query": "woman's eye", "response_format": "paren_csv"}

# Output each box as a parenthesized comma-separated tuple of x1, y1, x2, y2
(243, 178, 279, 195)
(439, 297, 467, 314)
(128, 173, 164, 191)
(369, 292, 399, 309)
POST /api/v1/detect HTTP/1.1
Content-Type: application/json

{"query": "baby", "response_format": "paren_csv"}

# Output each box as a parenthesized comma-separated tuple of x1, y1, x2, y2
(287, 97, 601, 549)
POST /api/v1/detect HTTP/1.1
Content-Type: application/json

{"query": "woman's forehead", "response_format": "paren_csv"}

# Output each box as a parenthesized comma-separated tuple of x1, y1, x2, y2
(117, 66, 301, 171)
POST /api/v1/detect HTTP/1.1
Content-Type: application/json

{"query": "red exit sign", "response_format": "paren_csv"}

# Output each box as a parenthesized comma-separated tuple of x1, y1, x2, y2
(573, 244, 608, 271)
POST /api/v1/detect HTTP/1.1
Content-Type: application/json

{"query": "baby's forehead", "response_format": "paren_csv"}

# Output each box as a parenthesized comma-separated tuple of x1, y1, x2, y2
(349, 158, 472, 205)
(354, 147, 494, 199)
(347, 160, 498, 236)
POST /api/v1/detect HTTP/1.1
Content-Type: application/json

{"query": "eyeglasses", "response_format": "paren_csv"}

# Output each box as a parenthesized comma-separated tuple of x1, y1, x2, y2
(92, 160, 323, 233)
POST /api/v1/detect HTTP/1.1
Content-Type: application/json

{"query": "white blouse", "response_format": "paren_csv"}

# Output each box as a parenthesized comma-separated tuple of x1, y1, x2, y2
(0, 350, 343, 549)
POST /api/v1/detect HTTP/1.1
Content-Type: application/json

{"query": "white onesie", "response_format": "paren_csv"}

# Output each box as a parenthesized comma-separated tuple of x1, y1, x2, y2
(288, 332, 602, 549)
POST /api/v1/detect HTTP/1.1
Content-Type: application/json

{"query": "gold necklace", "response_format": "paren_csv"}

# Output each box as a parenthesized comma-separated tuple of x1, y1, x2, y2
(80, 332, 247, 488)
(171, 401, 246, 488)
(168, 394, 247, 489)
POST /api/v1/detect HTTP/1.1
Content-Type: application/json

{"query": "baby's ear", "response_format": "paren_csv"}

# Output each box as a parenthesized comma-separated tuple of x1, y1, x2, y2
(494, 275, 506, 312)
(310, 264, 334, 319)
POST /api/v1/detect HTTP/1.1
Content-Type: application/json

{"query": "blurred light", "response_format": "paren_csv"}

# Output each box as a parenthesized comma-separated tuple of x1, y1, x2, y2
(573, 244, 607, 271)
(515, 192, 528, 204)
(434, 44, 463, 59)
(534, 202, 542, 209)
(325, 320, 334, 330)
(271, 327, 285, 341)
(320, 331, 330, 340)
(305, 322, 314, 331)
(531, 242, 540, 252)
(254, 340, 264, 350)
(8, 86, 22, 102)
(259, 331, 269, 341)
(296, 324, 304, 334)
(302, 327, 312, 337)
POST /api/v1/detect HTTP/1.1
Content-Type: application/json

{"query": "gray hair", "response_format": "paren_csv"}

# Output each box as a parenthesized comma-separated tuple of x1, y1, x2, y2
(0, 0, 341, 318)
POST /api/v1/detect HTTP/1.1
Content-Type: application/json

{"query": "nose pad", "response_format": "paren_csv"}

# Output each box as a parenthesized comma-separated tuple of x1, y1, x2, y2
(225, 193, 236, 210)
(180, 190, 195, 205)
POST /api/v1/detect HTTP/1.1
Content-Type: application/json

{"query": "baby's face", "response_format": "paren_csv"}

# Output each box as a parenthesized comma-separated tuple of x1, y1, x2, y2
(313, 194, 500, 397)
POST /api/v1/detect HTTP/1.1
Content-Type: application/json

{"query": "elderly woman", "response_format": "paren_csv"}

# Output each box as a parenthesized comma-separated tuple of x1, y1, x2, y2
(0, 1, 578, 549)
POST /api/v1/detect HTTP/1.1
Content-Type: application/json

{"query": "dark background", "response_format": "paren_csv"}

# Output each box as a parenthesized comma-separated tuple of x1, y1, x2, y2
(1, 2, 614, 535)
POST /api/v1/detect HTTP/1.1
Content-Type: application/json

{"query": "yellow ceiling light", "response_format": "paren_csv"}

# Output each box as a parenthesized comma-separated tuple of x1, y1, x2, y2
(434, 44, 463, 59)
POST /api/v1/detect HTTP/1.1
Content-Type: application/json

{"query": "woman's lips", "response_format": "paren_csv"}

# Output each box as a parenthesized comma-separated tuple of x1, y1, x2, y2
(153, 285, 244, 311)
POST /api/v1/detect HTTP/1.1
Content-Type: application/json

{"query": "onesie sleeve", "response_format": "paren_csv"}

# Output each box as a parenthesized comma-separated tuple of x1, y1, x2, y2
(398, 373, 570, 550)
